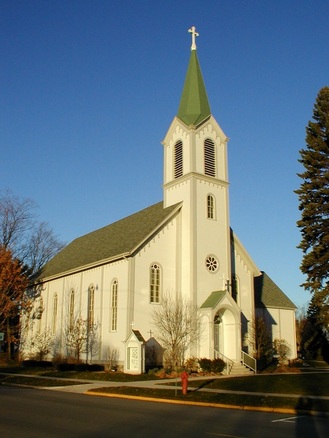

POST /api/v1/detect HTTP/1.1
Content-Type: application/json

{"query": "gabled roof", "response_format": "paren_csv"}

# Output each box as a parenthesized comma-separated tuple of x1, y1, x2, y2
(254, 271, 296, 310)
(200, 290, 226, 309)
(177, 49, 211, 126)
(40, 201, 180, 280)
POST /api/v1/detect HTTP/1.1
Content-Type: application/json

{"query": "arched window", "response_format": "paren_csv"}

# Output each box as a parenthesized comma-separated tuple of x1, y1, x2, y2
(88, 285, 95, 329)
(111, 280, 118, 331)
(207, 194, 215, 219)
(52, 293, 58, 334)
(174, 140, 183, 178)
(204, 138, 216, 177)
(69, 289, 75, 329)
(150, 263, 161, 303)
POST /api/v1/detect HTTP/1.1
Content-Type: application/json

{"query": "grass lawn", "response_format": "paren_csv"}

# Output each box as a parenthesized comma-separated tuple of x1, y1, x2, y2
(89, 384, 329, 413)
(187, 372, 329, 396)
(0, 374, 81, 387)
(0, 366, 160, 382)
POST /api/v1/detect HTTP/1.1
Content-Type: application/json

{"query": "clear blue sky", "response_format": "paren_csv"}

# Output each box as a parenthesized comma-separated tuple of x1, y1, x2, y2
(1, 1, 328, 308)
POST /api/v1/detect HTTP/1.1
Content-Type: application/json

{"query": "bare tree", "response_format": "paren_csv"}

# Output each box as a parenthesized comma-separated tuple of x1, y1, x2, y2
(28, 327, 55, 361)
(273, 339, 291, 365)
(0, 189, 36, 254)
(151, 292, 200, 369)
(107, 345, 120, 371)
(65, 316, 88, 363)
(296, 306, 308, 355)
(0, 189, 65, 278)
(86, 321, 100, 364)
(22, 222, 65, 277)
(249, 316, 273, 365)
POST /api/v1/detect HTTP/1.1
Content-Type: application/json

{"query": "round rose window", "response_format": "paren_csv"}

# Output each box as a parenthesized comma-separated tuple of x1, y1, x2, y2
(205, 255, 219, 272)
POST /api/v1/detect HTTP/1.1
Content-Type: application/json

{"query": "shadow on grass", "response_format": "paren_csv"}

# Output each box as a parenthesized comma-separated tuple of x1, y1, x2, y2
(192, 379, 215, 392)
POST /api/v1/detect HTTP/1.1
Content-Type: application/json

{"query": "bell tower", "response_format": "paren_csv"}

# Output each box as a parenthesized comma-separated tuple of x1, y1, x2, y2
(162, 27, 231, 306)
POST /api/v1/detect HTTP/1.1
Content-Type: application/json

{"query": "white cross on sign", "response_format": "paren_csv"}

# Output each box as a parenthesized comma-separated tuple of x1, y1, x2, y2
(188, 26, 199, 50)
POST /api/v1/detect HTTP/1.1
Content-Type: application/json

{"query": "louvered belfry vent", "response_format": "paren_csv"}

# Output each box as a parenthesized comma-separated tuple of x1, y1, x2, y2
(174, 140, 183, 178)
(204, 138, 215, 177)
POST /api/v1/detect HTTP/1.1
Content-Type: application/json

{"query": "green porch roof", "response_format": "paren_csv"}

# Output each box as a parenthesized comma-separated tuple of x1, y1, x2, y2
(40, 201, 179, 279)
(177, 49, 211, 126)
(254, 272, 296, 310)
(200, 290, 226, 309)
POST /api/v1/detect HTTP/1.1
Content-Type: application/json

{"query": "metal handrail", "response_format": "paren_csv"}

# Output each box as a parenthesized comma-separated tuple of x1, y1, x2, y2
(214, 349, 234, 375)
(241, 350, 257, 373)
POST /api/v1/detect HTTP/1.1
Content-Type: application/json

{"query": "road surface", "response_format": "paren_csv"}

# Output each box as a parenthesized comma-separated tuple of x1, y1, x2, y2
(0, 386, 328, 437)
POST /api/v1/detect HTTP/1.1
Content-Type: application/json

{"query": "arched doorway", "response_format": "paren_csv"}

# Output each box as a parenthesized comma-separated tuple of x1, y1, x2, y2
(214, 307, 238, 361)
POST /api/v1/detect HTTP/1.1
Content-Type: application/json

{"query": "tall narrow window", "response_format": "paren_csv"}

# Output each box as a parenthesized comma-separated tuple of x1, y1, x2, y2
(37, 298, 43, 333)
(111, 280, 118, 331)
(231, 275, 239, 303)
(52, 293, 58, 334)
(88, 285, 95, 329)
(204, 138, 216, 177)
(150, 263, 161, 303)
(207, 194, 215, 219)
(69, 289, 75, 329)
(174, 140, 183, 178)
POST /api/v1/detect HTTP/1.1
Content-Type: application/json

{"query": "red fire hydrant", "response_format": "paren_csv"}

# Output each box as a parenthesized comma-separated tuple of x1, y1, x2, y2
(181, 370, 189, 395)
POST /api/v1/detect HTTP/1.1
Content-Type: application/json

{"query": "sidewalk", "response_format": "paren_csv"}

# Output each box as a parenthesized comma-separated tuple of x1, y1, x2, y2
(42, 373, 329, 403)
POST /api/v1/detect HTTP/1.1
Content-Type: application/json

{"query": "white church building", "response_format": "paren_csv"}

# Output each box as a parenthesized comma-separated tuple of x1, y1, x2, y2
(23, 28, 297, 373)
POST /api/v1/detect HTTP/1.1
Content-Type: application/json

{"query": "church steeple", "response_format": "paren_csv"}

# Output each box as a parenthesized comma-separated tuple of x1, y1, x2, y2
(177, 27, 211, 126)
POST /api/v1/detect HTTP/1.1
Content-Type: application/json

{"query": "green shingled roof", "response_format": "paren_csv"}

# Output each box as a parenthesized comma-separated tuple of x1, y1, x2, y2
(254, 272, 296, 310)
(177, 50, 211, 126)
(40, 201, 180, 279)
(200, 290, 226, 309)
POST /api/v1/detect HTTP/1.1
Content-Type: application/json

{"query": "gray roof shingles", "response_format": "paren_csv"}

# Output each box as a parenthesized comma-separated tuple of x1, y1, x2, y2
(254, 271, 296, 310)
(41, 201, 179, 279)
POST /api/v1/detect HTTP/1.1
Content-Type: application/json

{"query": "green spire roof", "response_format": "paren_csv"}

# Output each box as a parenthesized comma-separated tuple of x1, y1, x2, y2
(177, 49, 211, 126)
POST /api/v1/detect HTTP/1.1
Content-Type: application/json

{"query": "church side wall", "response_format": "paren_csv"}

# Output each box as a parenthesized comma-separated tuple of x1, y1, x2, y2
(32, 260, 132, 364)
(256, 307, 297, 360)
(133, 218, 178, 341)
(232, 249, 256, 353)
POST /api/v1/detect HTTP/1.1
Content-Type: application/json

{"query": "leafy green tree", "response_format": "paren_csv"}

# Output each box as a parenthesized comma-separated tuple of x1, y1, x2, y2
(296, 86, 329, 330)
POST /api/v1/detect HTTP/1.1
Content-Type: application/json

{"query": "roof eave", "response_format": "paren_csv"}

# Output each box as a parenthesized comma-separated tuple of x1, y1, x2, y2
(39, 251, 132, 283)
(129, 202, 182, 255)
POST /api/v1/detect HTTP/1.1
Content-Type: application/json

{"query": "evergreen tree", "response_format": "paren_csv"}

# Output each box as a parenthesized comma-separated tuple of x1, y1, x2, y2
(296, 86, 329, 330)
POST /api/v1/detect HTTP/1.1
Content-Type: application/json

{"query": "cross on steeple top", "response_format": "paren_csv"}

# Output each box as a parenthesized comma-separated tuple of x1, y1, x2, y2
(188, 26, 199, 51)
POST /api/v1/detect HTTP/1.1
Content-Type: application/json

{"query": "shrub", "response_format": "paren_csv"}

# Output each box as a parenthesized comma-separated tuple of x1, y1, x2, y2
(74, 364, 89, 372)
(273, 339, 291, 365)
(88, 364, 104, 372)
(184, 357, 199, 373)
(147, 368, 159, 376)
(55, 363, 75, 371)
(198, 358, 212, 372)
(211, 358, 225, 373)
(22, 360, 53, 368)
(198, 357, 225, 373)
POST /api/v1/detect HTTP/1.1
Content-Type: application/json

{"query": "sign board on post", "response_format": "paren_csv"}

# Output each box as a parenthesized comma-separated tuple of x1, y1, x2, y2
(0, 333, 4, 341)
(124, 330, 145, 375)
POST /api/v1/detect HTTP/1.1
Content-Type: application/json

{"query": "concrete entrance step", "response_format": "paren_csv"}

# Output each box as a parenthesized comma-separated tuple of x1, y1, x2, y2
(230, 363, 255, 376)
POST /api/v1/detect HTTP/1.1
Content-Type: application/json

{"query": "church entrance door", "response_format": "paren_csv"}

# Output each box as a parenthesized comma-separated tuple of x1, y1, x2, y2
(214, 307, 237, 361)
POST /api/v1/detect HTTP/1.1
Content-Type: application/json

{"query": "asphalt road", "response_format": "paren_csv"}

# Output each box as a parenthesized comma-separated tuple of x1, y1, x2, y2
(0, 386, 328, 437)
